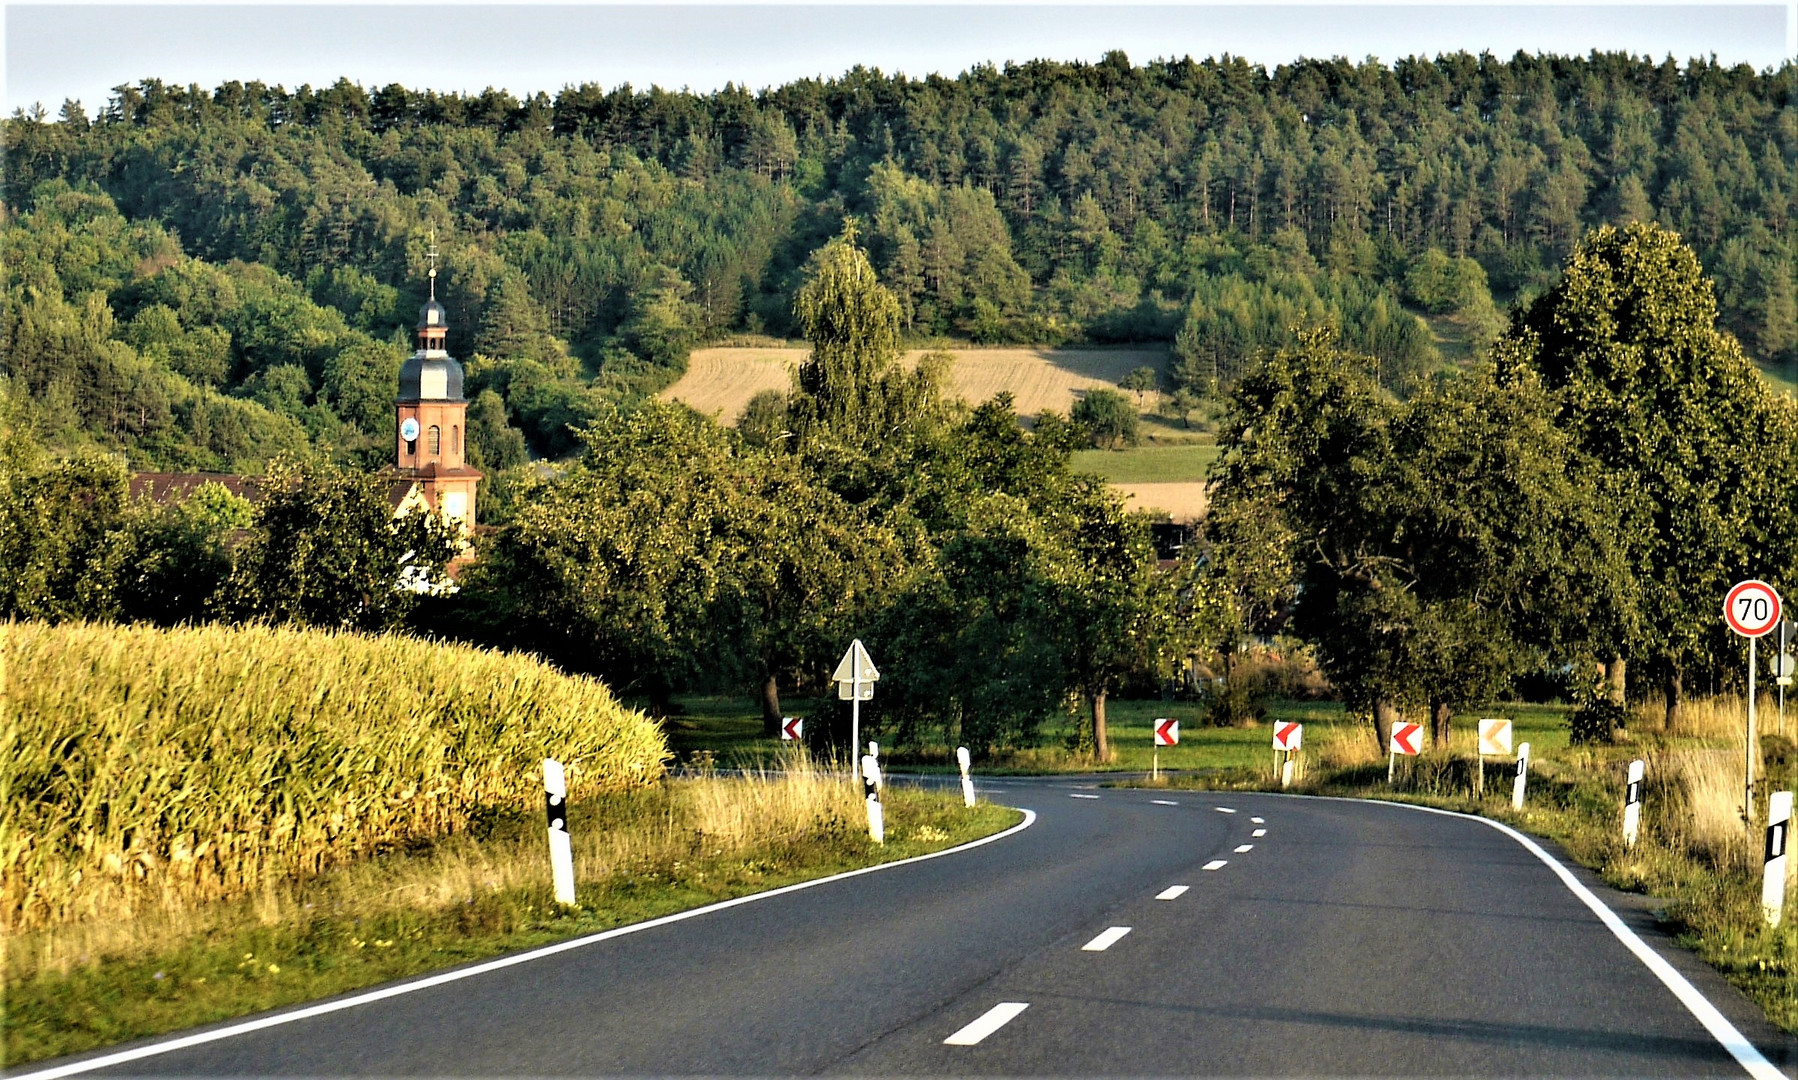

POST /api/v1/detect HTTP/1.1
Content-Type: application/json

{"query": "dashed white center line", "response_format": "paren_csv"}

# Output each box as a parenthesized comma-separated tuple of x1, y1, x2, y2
(1155, 885, 1190, 900)
(1215, 807, 1237, 814)
(1253, 829, 1267, 837)
(1150, 799, 1179, 805)
(944, 1002, 1030, 1045)
(1069, 793, 1100, 799)
(1235, 844, 1254, 853)
(1081, 926, 1133, 951)
(1250, 817, 1265, 824)
(1203, 859, 1229, 870)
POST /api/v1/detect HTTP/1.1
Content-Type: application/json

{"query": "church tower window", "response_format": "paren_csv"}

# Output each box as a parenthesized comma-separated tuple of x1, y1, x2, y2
(428, 425, 441, 454)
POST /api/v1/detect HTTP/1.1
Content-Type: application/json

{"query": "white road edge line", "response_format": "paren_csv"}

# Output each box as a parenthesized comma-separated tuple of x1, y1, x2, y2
(944, 1002, 1030, 1046)
(1203, 859, 1228, 870)
(1252, 829, 1267, 837)
(1150, 799, 1179, 805)
(1155, 885, 1190, 900)
(1081, 926, 1133, 951)
(1271, 794, 1783, 1080)
(1215, 806, 1237, 814)
(1069, 793, 1100, 799)
(16, 811, 1041, 1080)
(1250, 816, 1265, 823)
(1235, 844, 1254, 853)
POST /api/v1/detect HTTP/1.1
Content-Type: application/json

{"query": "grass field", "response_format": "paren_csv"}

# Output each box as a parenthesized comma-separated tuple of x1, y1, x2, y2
(664, 346, 1168, 423)
(1072, 444, 1218, 483)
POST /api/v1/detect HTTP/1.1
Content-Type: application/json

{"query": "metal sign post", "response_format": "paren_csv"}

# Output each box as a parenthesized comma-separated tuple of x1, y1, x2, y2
(833, 640, 878, 784)
(1725, 581, 1782, 824)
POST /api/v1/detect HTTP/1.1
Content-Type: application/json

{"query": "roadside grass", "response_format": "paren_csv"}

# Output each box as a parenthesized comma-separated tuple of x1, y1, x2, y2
(1071, 444, 1219, 484)
(4, 758, 1019, 1066)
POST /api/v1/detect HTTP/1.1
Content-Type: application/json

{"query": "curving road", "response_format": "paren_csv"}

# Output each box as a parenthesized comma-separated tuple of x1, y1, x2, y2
(21, 778, 1798, 1078)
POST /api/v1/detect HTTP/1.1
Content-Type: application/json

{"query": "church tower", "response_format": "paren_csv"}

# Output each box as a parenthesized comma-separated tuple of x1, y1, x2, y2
(395, 251, 480, 538)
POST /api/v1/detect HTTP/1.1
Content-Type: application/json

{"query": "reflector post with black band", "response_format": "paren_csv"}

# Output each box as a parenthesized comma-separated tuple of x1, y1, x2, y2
(1764, 791, 1792, 927)
(1512, 742, 1531, 811)
(862, 755, 884, 844)
(543, 758, 576, 905)
(1623, 758, 1645, 849)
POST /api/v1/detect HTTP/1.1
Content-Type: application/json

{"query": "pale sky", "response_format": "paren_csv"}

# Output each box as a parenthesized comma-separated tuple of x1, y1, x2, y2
(5, 3, 1797, 119)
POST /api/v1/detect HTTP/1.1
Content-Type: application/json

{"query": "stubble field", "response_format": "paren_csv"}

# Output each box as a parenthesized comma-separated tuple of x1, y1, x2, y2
(663, 346, 1168, 421)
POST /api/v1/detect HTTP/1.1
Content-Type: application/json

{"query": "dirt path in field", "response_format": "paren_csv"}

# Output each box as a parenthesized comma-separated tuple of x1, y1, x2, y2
(664, 346, 1168, 422)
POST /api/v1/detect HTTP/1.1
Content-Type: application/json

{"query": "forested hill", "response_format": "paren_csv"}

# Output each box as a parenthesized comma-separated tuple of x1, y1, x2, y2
(4, 51, 1796, 477)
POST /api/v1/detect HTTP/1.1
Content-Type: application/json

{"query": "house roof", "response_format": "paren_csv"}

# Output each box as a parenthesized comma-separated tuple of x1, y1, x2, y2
(129, 472, 262, 505)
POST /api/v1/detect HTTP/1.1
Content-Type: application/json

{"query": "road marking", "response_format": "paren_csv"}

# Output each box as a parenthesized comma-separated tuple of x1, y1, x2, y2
(944, 1002, 1029, 1046)
(1235, 844, 1254, 853)
(13, 813, 1041, 1080)
(1250, 816, 1265, 823)
(1081, 926, 1133, 951)
(1203, 859, 1228, 870)
(1069, 793, 1100, 799)
(1150, 799, 1179, 805)
(1155, 885, 1190, 900)
(1253, 829, 1267, 837)
(1215, 806, 1237, 814)
(1275, 794, 1785, 1080)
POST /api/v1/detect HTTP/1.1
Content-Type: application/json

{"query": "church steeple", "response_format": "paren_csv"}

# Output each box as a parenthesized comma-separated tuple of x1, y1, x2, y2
(394, 240, 480, 541)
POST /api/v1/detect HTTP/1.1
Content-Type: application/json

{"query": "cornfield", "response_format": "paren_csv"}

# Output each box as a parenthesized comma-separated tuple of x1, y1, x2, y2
(3, 620, 669, 933)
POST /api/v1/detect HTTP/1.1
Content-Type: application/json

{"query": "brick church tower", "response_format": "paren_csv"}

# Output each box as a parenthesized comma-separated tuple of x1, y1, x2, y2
(395, 255, 480, 538)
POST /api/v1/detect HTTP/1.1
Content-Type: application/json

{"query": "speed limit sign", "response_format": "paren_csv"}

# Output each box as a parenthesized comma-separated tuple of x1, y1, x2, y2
(1725, 580, 1783, 638)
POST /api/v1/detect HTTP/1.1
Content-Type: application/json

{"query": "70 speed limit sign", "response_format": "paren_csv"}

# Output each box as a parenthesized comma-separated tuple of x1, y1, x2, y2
(1725, 580, 1783, 638)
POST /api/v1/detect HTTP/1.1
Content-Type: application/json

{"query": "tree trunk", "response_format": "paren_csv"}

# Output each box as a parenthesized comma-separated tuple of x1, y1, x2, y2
(759, 672, 782, 738)
(1664, 665, 1684, 732)
(1606, 655, 1627, 705)
(1091, 688, 1111, 763)
(1430, 696, 1452, 749)
(1373, 699, 1399, 755)
(1222, 646, 1239, 725)
(647, 680, 672, 722)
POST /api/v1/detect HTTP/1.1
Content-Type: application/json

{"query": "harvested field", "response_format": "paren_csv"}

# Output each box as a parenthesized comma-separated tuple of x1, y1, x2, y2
(665, 346, 1168, 422)
(1113, 482, 1210, 521)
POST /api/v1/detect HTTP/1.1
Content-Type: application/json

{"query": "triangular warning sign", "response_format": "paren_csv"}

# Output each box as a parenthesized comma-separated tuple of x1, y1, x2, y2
(831, 639, 879, 684)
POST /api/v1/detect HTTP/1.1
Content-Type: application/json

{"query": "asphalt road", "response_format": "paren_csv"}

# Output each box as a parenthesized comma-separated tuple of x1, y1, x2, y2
(29, 778, 1798, 1078)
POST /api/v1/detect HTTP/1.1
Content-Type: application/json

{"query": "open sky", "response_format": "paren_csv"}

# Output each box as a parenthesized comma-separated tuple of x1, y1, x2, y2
(6, 2, 1797, 117)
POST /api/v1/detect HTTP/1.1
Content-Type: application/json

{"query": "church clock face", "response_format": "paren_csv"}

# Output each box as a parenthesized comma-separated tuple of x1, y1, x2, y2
(400, 417, 420, 442)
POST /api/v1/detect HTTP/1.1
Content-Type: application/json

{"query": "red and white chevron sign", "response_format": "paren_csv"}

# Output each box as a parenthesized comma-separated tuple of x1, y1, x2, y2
(1272, 722, 1302, 751)
(780, 716, 802, 741)
(1389, 722, 1422, 756)
(1154, 718, 1179, 746)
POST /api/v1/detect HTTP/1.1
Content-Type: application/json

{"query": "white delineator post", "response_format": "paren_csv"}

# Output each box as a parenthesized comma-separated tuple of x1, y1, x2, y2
(543, 758, 576, 906)
(867, 741, 882, 790)
(1763, 791, 1792, 926)
(862, 754, 885, 844)
(957, 746, 976, 808)
(1623, 758, 1645, 848)
(1512, 742, 1531, 811)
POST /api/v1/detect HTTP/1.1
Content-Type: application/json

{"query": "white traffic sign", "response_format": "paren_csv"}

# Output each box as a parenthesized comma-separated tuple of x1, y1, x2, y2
(780, 716, 802, 741)
(1272, 721, 1302, 751)
(1725, 580, 1783, 638)
(1153, 718, 1180, 746)
(1389, 722, 1422, 756)
(1478, 718, 1513, 757)
(835, 639, 878, 784)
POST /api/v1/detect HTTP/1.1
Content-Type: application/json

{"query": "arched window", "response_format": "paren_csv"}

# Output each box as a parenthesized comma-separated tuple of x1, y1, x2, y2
(452, 425, 460, 454)
(428, 425, 441, 454)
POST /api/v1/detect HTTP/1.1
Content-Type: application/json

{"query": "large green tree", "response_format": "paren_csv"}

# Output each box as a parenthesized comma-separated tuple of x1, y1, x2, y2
(1494, 222, 1791, 724)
